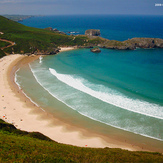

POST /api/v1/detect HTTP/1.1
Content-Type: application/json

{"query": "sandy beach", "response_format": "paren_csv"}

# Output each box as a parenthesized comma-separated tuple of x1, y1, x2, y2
(0, 50, 162, 152)
(59, 46, 78, 52)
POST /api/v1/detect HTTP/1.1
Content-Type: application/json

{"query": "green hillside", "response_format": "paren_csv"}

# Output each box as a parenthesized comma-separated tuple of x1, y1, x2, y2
(0, 119, 163, 163)
(0, 15, 95, 55)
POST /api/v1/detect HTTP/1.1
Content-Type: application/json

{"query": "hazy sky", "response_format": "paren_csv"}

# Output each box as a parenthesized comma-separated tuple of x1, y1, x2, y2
(0, 0, 163, 15)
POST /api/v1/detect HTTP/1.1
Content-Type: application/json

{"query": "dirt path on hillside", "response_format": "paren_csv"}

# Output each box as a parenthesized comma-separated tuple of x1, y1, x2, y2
(0, 38, 15, 50)
(0, 38, 15, 55)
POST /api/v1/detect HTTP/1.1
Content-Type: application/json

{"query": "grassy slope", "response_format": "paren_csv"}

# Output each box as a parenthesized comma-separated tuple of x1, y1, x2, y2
(0, 119, 163, 163)
(0, 16, 91, 55)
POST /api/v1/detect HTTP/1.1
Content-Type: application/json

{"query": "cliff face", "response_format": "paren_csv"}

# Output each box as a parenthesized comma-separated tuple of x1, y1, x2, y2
(98, 38, 163, 50)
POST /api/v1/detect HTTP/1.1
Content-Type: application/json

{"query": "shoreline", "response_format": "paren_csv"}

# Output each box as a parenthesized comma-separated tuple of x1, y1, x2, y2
(1, 53, 116, 149)
(0, 50, 163, 152)
(59, 46, 78, 52)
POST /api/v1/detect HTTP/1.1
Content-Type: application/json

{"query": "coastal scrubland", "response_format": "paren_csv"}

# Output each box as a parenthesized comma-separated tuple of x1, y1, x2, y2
(0, 119, 163, 162)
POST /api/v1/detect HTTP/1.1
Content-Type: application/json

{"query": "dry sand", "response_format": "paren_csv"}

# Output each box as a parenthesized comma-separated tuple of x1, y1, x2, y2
(0, 50, 162, 152)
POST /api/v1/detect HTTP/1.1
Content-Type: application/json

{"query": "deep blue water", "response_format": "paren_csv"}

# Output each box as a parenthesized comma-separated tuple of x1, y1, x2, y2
(21, 15, 163, 41)
(17, 15, 163, 140)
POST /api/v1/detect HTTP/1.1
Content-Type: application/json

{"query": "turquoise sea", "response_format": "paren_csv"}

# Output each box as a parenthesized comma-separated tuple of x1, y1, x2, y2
(16, 15, 163, 142)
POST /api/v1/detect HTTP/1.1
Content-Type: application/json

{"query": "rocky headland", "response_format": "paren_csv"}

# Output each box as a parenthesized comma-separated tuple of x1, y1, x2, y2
(24, 37, 163, 55)
(83, 29, 163, 50)
(98, 37, 163, 50)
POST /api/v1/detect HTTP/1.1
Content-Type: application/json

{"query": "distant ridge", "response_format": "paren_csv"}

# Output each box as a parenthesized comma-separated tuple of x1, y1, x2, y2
(2, 15, 34, 22)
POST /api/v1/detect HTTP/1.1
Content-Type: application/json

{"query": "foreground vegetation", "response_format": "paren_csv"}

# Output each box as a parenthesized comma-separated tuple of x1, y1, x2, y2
(0, 119, 163, 162)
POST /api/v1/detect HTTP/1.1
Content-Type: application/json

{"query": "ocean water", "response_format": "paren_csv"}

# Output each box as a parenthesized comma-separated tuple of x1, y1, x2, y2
(21, 15, 163, 41)
(17, 15, 163, 141)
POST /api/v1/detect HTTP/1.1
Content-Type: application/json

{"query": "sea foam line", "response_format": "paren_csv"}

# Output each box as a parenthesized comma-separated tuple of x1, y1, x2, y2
(49, 68, 163, 120)
(28, 65, 163, 141)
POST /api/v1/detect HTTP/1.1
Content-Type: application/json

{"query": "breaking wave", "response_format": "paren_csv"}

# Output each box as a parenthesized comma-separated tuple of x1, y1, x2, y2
(49, 68, 163, 120)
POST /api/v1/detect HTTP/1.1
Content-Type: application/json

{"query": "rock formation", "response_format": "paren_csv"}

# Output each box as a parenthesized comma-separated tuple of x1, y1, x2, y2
(85, 29, 101, 36)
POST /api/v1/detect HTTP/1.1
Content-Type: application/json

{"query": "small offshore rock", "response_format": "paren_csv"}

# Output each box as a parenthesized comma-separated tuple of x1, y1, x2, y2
(90, 47, 101, 53)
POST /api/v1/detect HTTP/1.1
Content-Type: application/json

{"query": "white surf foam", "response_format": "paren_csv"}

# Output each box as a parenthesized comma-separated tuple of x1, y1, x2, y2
(39, 56, 43, 64)
(28, 64, 163, 140)
(49, 68, 163, 120)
